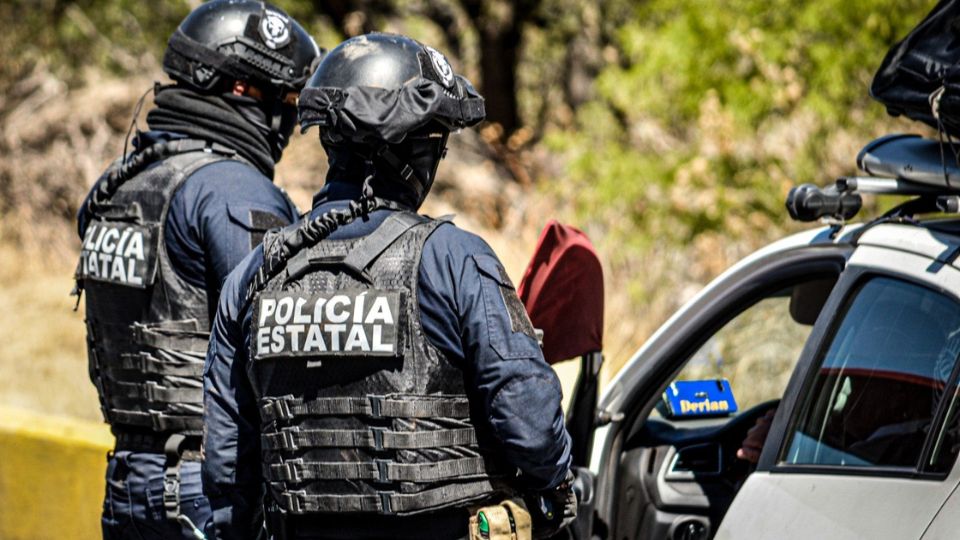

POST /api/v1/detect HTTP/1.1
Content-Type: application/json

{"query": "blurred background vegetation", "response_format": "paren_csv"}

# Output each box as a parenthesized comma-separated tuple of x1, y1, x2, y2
(0, 0, 934, 420)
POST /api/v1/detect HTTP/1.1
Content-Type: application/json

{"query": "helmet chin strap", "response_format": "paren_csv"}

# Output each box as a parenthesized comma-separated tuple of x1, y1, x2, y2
(375, 145, 429, 201)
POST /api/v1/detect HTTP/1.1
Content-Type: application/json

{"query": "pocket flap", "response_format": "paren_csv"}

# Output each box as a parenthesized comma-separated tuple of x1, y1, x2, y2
(226, 203, 290, 232)
(473, 254, 515, 289)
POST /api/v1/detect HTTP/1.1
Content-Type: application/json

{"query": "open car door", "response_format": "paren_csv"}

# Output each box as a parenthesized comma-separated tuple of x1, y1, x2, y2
(519, 220, 605, 539)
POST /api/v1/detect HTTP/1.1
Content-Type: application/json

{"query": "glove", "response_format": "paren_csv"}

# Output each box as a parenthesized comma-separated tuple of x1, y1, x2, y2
(527, 470, 578, 539)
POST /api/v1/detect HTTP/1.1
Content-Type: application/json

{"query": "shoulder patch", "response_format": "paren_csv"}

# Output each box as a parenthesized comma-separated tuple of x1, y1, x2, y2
(252, 289, 403, 362)
(77, 220, 158, 289)
(249, 210, 290, 249)
(473, 254, 536, 338)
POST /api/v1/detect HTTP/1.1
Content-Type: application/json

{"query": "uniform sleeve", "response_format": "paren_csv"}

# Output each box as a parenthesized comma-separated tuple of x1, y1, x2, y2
(166, 160, 299, 296)
(418, 225, 572, 491)
(202, 247, 265, 540)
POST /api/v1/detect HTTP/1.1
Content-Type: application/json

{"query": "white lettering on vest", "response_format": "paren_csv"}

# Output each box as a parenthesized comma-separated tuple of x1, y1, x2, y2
(124, 232, 144, 260)
(286, 324, 305, 352)
(304, 324, 327, 352)
(372, 325, 393, 353)
(271, 326, 284, 353)
(254, 291, 401, 358)
(353, 293, 366, 323)
(293, 297, 310, 324)
(257, 326, 270, 355)
(110, 255, 126, 281)
(326, 296, 350, 323)
(275, 297, 294, 324)
(345, 325, 369, 351)
(365, 296, 394, 324)
(327, 324, 346, 350)
(101, 228, 120, 254)
(259, 298, 277, 326)
(79, 223, 151, 286)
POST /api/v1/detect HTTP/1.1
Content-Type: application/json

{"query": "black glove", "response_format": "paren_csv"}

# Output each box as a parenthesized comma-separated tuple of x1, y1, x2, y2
(527, 470, 578, 539)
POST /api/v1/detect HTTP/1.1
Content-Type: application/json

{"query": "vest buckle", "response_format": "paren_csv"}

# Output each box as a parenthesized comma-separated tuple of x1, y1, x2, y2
(282, 458, 303, 482)
(150, 410, 170, 432)
(285, 490, 307, 514)
(379, 491, 394, 515)
(144, 381, 162, 402)
(371, 427, 385, 450)
(368, 395, 385, 418)
(270, 399, 293, 421)
(374, 459, 390, 482)
(280, 429, 300, 452)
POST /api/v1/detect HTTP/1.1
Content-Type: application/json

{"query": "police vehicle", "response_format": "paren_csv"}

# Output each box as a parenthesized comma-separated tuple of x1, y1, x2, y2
(544, 133, 960, 540)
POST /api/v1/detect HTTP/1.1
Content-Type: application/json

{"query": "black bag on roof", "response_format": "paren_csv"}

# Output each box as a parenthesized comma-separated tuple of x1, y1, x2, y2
(871, 0, 960, 136)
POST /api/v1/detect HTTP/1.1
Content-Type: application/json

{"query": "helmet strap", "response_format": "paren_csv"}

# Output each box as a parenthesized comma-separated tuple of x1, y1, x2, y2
(375, 145, 428, 200)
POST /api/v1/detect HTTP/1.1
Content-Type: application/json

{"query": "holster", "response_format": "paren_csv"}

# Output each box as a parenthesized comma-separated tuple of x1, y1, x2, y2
(469, 499, 532, 540)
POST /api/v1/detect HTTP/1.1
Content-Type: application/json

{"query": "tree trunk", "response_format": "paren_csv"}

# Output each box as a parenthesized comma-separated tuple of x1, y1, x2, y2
(477, 23, 522, 135)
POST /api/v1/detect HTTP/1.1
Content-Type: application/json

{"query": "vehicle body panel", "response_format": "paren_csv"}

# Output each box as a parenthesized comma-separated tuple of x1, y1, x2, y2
(717, 472, 958, 540)
(720, 224, 960, 539)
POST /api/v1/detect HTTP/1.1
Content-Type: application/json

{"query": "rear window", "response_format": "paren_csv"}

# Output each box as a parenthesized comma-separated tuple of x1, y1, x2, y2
(784, 277, 960, 471)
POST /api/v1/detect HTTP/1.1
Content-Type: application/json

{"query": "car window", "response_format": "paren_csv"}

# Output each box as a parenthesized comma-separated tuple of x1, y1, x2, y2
(657, 289, 815, 419)
(783, 277, 960, 471)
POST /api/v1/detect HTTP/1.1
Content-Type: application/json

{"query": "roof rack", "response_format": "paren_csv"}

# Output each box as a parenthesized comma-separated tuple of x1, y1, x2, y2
(787, 133, 960, 223)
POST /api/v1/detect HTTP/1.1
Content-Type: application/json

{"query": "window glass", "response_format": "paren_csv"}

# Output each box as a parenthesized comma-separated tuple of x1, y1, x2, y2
(784, 277, 960, 470)
(660, 292, 814, 418)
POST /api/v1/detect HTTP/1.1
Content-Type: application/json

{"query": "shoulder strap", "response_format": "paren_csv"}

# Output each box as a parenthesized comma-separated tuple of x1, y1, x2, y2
(83, 138, 237, 222)
(342, 212, 430, 275)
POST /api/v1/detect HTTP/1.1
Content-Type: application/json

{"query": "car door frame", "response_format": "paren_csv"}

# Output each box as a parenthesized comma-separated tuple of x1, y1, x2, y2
(718, 230, 960, 539)
(589, 237, 853, 538)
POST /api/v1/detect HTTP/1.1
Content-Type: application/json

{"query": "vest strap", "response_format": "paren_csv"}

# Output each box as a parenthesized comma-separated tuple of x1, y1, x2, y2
(268, 456, 489, 483)
(261, 395, 471, 422)
(262, 427, 477, 451)
(103, 380, 203, 404)
(117, 352, 204, 377)
(131, 323, 209, 353)
(107, 409, 203, 433)
(282, 480, 496, 515)
(341, 212, 430, 275)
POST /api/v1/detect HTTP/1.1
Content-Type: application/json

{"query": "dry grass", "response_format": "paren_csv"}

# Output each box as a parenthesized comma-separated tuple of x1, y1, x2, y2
(0, 242, 100, 420)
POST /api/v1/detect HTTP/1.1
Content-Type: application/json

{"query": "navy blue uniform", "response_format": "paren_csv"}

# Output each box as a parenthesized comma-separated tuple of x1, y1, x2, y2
(79, 131, 299, 539)
(203, 181, 572, 539)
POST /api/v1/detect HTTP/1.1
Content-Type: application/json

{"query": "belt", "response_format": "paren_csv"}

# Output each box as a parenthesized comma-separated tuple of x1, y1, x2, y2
(114, 431, 202, 461)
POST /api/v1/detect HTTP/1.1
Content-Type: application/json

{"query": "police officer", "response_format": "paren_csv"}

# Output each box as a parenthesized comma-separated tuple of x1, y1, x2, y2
(75, 2, 320, 538)
(203, 33, 575, 539)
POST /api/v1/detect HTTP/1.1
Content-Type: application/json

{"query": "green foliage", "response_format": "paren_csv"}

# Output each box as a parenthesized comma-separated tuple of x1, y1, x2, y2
(1, 0, 189, 86)
(546, 0, 933, 254)
(0, 0, 343, 91)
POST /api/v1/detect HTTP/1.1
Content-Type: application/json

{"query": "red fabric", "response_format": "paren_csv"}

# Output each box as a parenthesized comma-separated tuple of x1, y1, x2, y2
(518, 220, 604, 364)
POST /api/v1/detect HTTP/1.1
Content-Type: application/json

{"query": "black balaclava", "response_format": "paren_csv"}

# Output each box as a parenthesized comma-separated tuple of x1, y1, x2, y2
(320, 123, 450, 210)
(147, 84, 296, 179)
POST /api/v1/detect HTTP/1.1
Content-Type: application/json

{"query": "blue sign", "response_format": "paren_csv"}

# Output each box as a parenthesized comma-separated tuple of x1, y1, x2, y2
(663, 379, 739, 418)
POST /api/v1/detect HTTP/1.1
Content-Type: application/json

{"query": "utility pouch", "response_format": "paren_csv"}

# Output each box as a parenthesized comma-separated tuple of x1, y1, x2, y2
(469, 499, 532, 540)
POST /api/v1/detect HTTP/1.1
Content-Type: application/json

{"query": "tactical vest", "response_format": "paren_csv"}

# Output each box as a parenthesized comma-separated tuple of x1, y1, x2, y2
(78, 140, 236, 436)
(250, 212, 502, 516)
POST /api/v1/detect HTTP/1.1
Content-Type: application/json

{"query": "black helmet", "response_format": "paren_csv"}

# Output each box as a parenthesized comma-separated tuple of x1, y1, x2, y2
(299, 33, 484, 142)
(163, 0, 321, 95)
(298, 33, 484, 207)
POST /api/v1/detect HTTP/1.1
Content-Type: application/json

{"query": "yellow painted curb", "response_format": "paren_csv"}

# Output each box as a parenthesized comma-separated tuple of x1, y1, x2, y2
(0, 406, 113, 540)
